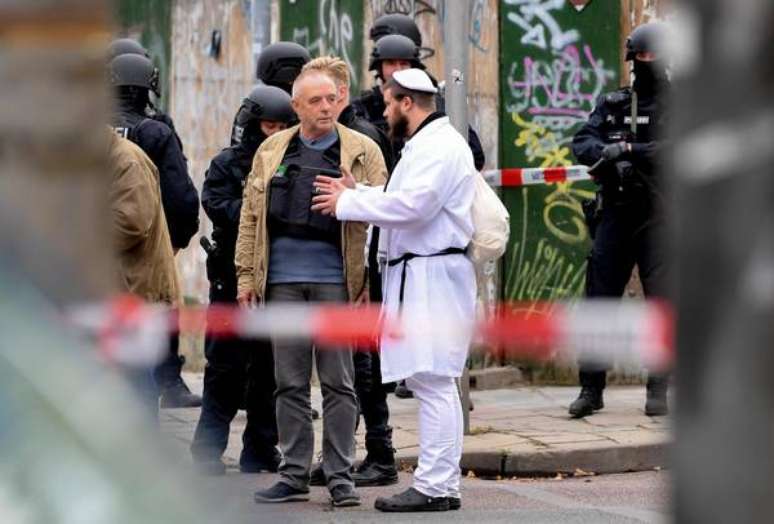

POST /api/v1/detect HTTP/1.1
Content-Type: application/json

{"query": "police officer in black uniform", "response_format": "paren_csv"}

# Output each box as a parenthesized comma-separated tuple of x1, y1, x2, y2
(369, 13, 423, 48)
(569, 22, 670, 418)
(190, 85, 295, 475)
(256, 41, 312, 95)
(351, 32, 486, 171)
(108, 51, 202, 409)
(109, 39, 187, 155)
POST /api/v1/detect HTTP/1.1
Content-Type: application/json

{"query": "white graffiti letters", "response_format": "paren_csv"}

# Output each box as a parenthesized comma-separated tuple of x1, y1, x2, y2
(505, 0, 580, 51)
(291, 1, 356, 82)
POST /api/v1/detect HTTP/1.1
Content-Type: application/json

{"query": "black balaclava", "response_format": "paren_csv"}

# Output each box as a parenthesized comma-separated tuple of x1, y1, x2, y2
(230, 104, 267, 149)
(116, 86, 150, 114)
(633, 59, 668, 96)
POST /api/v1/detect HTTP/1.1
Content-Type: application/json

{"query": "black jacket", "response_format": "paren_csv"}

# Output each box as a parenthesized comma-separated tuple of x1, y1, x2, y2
(572, 86, 665, 202)
(351, 85, 486, 171)
(201, 141, 260, 271)
(338, 104, 395, 172)
(113, 105, 199, 250)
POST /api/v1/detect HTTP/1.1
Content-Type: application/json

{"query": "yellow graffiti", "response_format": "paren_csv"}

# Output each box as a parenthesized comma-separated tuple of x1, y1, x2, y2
(512, 113, 573, 168)
(505, 236, 587, 318)
(543, 182, 595, 244)
(512, 113, 595, 246)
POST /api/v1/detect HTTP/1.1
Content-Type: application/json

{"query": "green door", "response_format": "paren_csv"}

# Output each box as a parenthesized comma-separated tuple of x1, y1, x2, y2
(116, 0, 173, 109)
(499, 0, 621, 314)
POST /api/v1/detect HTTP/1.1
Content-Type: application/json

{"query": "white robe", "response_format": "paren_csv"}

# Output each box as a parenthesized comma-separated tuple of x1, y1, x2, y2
(336, 116, 477, 383)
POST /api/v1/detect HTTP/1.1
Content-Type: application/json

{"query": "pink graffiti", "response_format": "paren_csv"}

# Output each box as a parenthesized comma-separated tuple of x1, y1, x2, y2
(507, 44, 614, 124)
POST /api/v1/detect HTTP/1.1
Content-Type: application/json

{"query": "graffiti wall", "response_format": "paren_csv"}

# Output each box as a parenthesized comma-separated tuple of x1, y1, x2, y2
(500, 0, 621, 314)
(279, 0, 365, 94)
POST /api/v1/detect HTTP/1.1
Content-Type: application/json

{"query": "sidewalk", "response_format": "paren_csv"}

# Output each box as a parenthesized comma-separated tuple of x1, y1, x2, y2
(161, 373, 670, 477)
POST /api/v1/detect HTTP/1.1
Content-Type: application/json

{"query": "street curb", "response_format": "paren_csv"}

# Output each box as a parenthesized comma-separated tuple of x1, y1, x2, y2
(396, 442, 668, 477)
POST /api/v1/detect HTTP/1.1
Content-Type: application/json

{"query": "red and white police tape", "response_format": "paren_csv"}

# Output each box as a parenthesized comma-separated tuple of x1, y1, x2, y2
(68, 295, 673, 372)
(483, 166, 591, 187)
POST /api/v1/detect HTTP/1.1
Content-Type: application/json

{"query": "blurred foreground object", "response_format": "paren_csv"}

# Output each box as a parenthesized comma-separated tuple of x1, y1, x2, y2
(0, 0, 114, 302)
(671, 1, 774, 522)
(0, 2, 211, 522)
(69, 297, 674, 373)
(0, 271, 212, 524)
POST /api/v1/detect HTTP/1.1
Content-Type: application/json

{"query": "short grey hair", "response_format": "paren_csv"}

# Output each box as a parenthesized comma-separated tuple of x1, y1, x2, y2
(291, 69, 337, 100)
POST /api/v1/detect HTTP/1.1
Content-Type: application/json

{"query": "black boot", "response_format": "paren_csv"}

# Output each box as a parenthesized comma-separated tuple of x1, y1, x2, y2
(568, 387, 604, 418)
(375, 487, 449, 512)
(353, 446, 399, 487)
(645, 375, 669, 416)
(192, 456, 227, 476)
(159, 376, 202, 408)
(394, 380, 413, 399)
(239, 448, 281, 473)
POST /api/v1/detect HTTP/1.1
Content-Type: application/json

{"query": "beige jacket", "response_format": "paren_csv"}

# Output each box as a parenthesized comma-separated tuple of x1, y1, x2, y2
(108, 131, 180, 304)
(235, 123, 388, 301)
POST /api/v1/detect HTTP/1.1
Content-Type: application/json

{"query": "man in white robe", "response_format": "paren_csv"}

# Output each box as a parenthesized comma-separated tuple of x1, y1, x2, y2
(312, 68, 477, 512)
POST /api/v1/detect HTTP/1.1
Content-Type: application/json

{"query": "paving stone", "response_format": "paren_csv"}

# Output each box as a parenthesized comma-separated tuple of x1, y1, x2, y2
(170, 375, 671, 477)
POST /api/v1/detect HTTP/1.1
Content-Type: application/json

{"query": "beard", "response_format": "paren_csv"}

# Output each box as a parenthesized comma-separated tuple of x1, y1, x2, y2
(388, 112, 410, 141)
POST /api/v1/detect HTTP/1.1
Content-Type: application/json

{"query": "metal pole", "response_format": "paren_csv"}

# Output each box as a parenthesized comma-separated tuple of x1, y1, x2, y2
(672, 1, 774, 522)
(444, 0, 472, 436)
(444, 0, 470, 136)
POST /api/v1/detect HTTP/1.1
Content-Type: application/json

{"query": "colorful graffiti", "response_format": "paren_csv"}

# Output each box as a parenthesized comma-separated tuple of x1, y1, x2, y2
(500, 0, 620, 306)
(281, 0, 364, 93)
(506, 44, 614, 124)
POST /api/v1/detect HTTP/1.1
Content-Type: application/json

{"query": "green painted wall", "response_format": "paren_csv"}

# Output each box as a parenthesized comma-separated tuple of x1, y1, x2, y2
(116, 0, 173, 109)
(499, 0, 621, 310)
(279, 0, 365, 94)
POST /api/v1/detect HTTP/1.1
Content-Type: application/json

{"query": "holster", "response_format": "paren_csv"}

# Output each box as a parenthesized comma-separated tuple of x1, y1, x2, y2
(582, 193, 603, 240)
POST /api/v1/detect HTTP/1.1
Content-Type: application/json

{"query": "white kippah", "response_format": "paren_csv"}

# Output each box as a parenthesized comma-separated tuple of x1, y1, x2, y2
(392, 68, 438, 94)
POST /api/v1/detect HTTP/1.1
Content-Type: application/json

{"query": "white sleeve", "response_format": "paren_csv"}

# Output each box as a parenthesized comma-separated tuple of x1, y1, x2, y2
(355, 183, 384, 193)
(338, 149, 468, 229)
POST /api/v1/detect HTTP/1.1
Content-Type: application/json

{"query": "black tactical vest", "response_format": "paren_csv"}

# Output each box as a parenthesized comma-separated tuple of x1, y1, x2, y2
(268, 134, 342, 243)
(112, 108, 151, 144)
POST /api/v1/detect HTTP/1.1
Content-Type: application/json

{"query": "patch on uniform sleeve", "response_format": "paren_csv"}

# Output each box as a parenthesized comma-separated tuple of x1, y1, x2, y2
(624, 116, 651, 125)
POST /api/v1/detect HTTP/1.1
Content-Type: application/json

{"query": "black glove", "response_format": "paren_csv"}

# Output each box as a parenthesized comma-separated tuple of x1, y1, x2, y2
(601, 142, 628, 162)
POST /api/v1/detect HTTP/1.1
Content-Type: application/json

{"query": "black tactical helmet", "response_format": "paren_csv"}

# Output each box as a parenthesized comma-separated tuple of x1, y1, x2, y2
(109, 54, 160, 97)
(370, 14, 422, 47)
(108, 38, 149, 60)
(625, 22, 667, 61)
(369, 34, 424, 72)
(256, 42, 311, 94)
(244, 85, 295, 123)
(231, 84, 294, 145)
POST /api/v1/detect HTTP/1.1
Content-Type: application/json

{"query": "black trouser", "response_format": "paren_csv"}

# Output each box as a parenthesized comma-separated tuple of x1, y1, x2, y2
(581, 198, 668, 390)
(153, 334, 183, 392)
(354, 242, 394, 463)
(190, 277, 278, 465)
(353, 350, 393, 460)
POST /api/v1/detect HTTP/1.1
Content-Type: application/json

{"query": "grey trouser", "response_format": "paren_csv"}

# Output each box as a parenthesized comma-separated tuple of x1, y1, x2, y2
(267, 283, 357, 490)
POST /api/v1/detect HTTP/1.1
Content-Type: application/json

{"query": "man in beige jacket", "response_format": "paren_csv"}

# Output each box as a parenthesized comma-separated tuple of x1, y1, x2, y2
(108, 130, 180, 416)
(236, 70, 386, 507)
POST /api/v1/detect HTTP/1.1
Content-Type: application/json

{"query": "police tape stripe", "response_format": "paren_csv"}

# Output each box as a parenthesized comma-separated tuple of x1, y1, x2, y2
(483, 166, 591, 187)
(70, 296, 673, 371)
